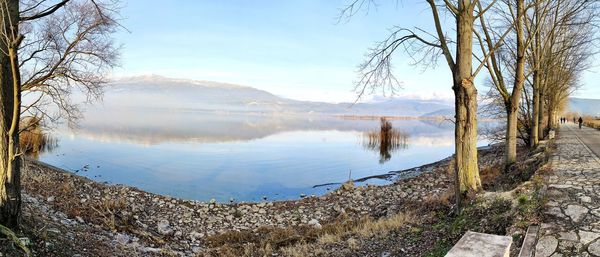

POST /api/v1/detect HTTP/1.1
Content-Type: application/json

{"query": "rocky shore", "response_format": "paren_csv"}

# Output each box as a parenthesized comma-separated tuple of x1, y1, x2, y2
(11, 146, 508, 256)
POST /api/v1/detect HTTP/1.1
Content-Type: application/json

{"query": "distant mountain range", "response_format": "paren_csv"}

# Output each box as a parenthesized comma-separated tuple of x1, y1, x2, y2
(100, 75, 455, 117)
(567, 98, 600, 116)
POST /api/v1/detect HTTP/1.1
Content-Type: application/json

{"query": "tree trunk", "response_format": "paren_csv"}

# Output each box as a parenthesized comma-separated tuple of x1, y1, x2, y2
(530, 82, 540, 147)
(506, 107, 519, 164)
(453, 1, 480, 198)
(548, 106, 556, 130)
(0, 0, 21, 228)
(538, 89, 545, 139)
(453, 79, 480, 193)
(505, 0, 525, 165)
(530, 5, 541, 147)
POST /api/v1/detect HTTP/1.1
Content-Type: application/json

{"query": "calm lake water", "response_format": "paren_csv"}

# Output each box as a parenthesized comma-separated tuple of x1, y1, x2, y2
(37, 109, 490, 202)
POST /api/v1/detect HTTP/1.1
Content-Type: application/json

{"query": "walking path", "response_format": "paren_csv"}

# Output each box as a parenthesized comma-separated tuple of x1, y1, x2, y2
(535, 123, 600, 256)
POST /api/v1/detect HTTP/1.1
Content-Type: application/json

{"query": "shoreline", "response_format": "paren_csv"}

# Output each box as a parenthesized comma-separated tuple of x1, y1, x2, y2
(17, 145, 505, 256)
(28, 142, 497, 205)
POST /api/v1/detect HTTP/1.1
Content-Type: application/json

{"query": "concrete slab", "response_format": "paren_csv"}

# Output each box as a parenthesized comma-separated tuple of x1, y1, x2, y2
(445, 231, 512, 257)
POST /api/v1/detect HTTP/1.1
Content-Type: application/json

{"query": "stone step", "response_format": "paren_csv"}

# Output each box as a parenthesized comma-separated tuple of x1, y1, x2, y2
(445, 231, 512, 257)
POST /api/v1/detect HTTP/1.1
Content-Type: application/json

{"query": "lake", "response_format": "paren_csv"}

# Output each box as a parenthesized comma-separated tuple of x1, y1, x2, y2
(36, 108, 489, 203)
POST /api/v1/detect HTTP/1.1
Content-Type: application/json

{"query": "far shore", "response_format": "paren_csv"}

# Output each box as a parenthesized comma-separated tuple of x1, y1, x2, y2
(335, 114, 501, 122)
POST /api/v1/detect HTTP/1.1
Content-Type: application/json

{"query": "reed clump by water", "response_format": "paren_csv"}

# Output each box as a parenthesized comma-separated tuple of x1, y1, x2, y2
(362, 118, 408, 163)
(583, 117, 600, 129)
(19, 116, 56, 154)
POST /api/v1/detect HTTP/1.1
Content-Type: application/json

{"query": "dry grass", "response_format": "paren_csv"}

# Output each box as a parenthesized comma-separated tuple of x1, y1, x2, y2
(354, 212, 413, 237)
(584, 118, 600, 129)
(21, 163, 146, 241)
(423, 188, 454, 207)
(19, 116, 55, 154)
(280, 243, 325, 257)
(480, 165, 503, 188)
(204, 211, 415, 256)
(346, 238, 360, 250)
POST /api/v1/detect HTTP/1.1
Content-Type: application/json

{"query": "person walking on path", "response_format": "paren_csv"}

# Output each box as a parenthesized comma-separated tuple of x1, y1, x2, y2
(578, 117, 583, 129)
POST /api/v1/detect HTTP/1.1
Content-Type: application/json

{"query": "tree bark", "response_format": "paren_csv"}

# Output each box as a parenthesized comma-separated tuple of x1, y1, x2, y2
(530, 2, 541, 147)
(548, 105, 556, 130)
(506, 107, 519, 164)
(530, 81, 540, 146)
(0, 0, 21, 228)
(453, 1, 480, 195)
(505, 0, 526, 165)
(538, 88, 545, 139)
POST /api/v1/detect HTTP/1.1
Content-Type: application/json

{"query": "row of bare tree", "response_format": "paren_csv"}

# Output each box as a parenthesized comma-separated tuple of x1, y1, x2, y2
(344, 0, 599, 208)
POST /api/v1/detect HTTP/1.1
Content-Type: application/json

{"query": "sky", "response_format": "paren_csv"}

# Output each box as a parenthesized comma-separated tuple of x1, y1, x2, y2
(112, 0, 600, 103)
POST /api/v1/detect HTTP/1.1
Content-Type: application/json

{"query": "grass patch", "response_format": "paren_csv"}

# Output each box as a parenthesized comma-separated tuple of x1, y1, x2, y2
(422, 198, 514, 256)
(204, 211, 415, 256)
(424, 240, 452, 257)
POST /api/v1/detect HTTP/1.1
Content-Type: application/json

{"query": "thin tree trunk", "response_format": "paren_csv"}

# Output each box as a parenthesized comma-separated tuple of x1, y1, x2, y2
(548, 105, 556, 130)
(538, 89, 545, 139)
(530, 2, 541, 147)
(506, 107, 519, 164)
(0, 0, 21, 228)
(531, 82, 540, 146)
(505, 0, 525, 165)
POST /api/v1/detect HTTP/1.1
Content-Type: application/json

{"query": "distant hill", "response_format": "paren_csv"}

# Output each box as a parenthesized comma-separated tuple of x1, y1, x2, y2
(567, 98, 600, 116)
(99, 75, 455, 117)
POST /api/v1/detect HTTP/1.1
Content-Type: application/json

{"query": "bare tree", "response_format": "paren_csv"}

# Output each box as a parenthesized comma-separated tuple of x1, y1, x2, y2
(478, 0, 598, 163)
(475, 0, 542, 166)
(0, 0, 120, 228)
(342, 0, 504, 209)
(527, 0, 598, 142)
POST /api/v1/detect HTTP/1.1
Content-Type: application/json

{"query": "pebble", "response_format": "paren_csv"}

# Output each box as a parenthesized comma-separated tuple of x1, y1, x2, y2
(308, 219, 322, 229)
(157, 219, 173, 235)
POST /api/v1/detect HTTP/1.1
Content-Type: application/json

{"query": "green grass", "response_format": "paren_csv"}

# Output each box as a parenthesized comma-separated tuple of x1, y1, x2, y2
(424, 240, 452, 257)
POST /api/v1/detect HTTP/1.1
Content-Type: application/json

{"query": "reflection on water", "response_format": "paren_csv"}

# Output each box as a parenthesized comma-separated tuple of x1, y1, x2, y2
(361, 118, 409, 163)
(24, 136, 58, 159)
(35, 110, 491, 202)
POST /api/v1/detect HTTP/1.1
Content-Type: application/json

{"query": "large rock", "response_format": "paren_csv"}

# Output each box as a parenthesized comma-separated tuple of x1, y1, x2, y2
(565, 205, 588, 223)
(535, 235, 558, 257)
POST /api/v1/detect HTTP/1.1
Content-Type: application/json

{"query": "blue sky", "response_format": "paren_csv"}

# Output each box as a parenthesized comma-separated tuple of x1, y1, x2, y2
(113, 0, 600, 103)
